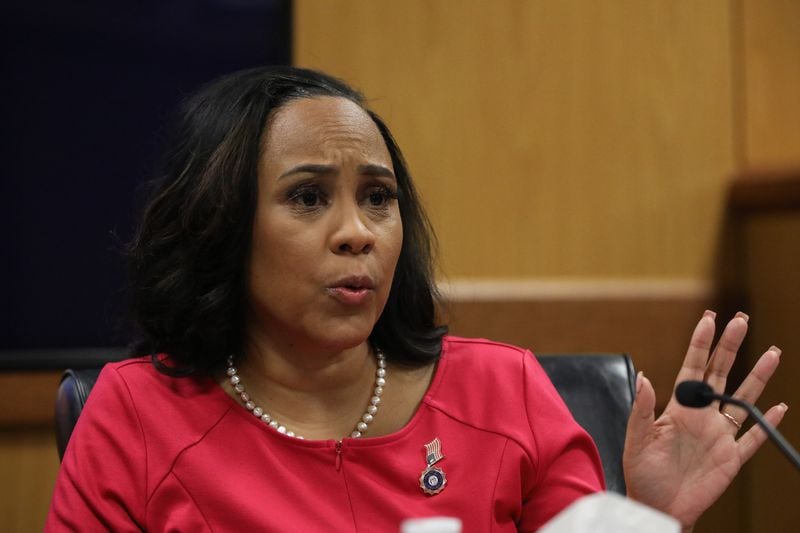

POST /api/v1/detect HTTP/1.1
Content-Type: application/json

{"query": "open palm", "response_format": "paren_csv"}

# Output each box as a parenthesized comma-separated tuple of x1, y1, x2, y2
(622, 311, 786, 530)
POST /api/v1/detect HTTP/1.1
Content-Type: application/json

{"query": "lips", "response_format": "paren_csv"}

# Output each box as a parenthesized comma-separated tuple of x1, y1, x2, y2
(327, 275, 376, 305)
(330, 275, 375, 291)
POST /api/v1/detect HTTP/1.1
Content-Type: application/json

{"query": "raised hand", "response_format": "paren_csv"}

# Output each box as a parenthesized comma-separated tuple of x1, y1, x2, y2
(622, 311, 786, 531)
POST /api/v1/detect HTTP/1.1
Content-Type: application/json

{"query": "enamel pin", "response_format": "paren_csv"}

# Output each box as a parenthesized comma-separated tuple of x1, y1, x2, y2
(419, 437, 447, 495)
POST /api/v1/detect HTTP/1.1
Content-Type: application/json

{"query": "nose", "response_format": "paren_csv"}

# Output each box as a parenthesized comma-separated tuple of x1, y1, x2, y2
(330, 200, 375, 255)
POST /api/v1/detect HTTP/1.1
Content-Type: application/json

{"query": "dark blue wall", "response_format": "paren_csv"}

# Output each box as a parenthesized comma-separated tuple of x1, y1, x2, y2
(1, 1, 291, 362)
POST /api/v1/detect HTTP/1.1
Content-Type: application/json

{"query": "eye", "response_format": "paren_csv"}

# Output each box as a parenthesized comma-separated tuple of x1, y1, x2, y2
(299, 190, 320, 207)
(366, 186, 398, 208)
(368, 191, 386, 206)
(288, 184, 327, 210)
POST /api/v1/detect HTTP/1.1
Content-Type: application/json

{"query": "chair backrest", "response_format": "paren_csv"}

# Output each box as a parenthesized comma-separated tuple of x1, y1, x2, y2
(55, 367, 102, 461)
(55, 354, 635, 493)
(537, 354, 635, 495)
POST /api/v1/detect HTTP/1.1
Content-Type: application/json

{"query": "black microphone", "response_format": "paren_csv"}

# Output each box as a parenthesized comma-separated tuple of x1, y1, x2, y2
(676, 380, 800, 471)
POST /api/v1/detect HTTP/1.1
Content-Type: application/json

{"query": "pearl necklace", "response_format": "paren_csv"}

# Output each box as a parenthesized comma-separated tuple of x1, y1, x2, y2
(225, 350, 387, 439)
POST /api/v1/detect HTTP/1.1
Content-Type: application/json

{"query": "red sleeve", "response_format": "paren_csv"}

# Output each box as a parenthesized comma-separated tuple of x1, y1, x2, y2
(518, 351, 605, 531)
(46, 365, 147, 532)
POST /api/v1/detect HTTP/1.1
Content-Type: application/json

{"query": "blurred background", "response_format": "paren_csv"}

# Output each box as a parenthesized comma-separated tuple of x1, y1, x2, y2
(2, 1, 798, 531)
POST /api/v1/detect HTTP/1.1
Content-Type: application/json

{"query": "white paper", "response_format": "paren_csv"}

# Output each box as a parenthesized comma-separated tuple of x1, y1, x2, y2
(400, 516, 462, 533)
(538, 492, 680, 533)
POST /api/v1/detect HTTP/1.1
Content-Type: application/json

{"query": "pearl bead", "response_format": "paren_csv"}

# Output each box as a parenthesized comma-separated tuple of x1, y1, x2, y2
(253, 407, 263, 417)
(367, 405, 377, 415)
(226, 367, 236, 376)
(362, 413, 373, 423)
(286, 431, 295, 437)
(378, 359, 386, 368)
(374, 386, 383, 396)
(269, 420, 278, 429)
(245, 401, 255, 410)
(234, 384, 245, 393)
(357, 422, 368, 432)
(277, 425, 287, 434)
(351, 430, 361, 438)
(261, 414, 271, 423)
(240, 392, 250, 402)
(376, 368, 386, 378)
(376, 377, 386, 387)
(370, 396, 381, 406)
(230, 375, 240, 385)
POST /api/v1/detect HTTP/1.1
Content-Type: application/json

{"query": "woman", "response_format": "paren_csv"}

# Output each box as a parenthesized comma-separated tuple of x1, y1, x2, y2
(47, 67, 785, 531)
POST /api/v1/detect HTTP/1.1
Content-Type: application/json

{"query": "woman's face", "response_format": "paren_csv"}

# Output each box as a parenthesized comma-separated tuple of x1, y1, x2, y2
(246, 96, 402, 353)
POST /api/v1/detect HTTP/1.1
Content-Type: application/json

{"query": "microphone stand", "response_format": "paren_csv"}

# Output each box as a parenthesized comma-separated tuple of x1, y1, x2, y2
(718, 395, 800, 471)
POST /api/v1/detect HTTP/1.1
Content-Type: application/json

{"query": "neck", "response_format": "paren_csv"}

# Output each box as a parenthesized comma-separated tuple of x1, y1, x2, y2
(243, 330, 375, 392)
(232, 333, 380, 439)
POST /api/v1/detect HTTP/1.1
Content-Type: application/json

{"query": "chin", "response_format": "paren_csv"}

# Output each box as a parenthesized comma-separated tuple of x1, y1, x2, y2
(312, 321, 376, 352)
(319, 332, 372, 352)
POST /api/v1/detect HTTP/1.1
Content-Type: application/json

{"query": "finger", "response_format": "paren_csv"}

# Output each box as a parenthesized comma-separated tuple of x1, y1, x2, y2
(704, 312, 749, 394)
(673, 310, 717, 389)
(724, 346, 781, 424)
(625, 372, 656, 456)
(737, 403, 788, 464)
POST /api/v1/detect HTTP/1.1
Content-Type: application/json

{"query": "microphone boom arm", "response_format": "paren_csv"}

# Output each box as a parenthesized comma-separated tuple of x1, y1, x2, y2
(718, 396, 800, 471)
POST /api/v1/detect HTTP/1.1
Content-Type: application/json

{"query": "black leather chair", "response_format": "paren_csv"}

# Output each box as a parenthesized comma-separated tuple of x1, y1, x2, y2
(55, 354, 635, 494)
(55, 367, 102, 462)
(537, 354, 635, 495)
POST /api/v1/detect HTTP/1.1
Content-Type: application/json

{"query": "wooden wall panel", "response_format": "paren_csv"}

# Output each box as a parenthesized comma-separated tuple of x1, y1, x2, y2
(0, 429, 59, 531)
(740, 213, 800, 532)
(742, 0, 800, 168)
(442, 281, 713, 406)
(0, 372, 61, 425)
(737, 1, 800, 530)
(0, 372, 62, 530)
(295, 0, 736, 280)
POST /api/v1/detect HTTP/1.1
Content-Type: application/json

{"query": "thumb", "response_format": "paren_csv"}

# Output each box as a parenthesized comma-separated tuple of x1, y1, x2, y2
(625, 371, 656, 454)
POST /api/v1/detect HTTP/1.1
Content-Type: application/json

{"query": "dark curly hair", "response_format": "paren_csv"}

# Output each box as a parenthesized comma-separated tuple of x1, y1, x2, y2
(127, 66, 447, 375)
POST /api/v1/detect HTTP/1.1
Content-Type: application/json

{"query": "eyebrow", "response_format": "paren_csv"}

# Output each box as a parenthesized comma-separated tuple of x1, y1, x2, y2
(277, 163, 396, 181)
